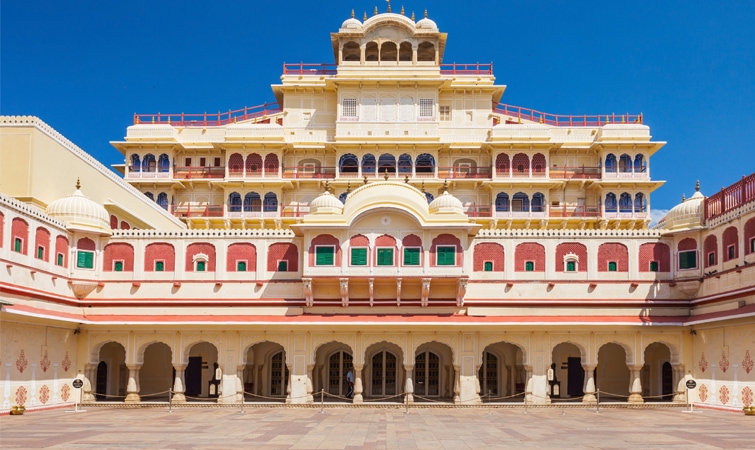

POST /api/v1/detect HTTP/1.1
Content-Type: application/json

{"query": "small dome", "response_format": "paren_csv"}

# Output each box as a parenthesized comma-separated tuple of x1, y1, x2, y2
(341, 17, 363, 30)
(416, 11, 438, 31)
(656, 187, 705, 232)
(309, 191, 344, 215)
(428, 190, 464, 214)
(47, 182, 111, 235)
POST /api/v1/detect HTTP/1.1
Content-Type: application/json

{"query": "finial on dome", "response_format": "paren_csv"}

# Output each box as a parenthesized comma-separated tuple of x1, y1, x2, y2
(346, 181, 352, 194)
(411, 11, 415, 20)
(351, 9, 355, 18)
(364, 11, 367, 21)
(75, 178, 81, 190)
(384, 168, 389, 181)
(682, 194, 686, 203)
(424, 9, 428, 18)
(695, 180, 700, 192)
(404, 175, 409, 183)
(386, 0, 391, 13)
(421, 181, 425, 192)
(323, 180, 331, 193)
(401, 5, 404, 15)
(374, 6, 378, 15)
(441, 179, 448, 193)
(363, 175, 369, 185)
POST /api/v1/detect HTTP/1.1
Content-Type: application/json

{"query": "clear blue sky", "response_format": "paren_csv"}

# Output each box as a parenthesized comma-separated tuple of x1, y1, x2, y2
(3, 1, 754, 216)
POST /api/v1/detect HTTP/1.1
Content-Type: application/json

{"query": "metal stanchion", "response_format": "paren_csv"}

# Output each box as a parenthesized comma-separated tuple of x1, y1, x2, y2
(596, 389, 600, 414)
(524, 395, 529, 414)
(404, 392, 409, 414)
(320, 389, 324, 414)
(240, 392, 245, 414)
(168, 389, 173, 413)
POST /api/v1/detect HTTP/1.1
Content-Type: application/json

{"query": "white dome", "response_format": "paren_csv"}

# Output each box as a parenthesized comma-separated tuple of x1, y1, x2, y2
(416, 11, 438, 31)
(309, 191, 344, 215)
(341, 17, 363, 31)
(47, 184, 111, 235)
(428, 190, 464, 214)
(657, 189, 705, 231)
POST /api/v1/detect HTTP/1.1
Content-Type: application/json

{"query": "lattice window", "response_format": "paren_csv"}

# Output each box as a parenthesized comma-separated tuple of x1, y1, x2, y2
(342, 98, 357, 118)
(419, 98, 434, 118)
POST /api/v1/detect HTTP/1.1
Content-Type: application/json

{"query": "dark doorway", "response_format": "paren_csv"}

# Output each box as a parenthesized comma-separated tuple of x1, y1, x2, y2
(96, 361, 107, 400)
(567, 357, 585, 397)
(662, 362, 673, 400)
(186, 356, 202, 397)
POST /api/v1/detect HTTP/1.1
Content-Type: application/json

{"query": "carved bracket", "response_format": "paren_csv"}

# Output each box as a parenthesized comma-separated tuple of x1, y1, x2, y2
(340, 278, 349, 307)
(303, 278, 313, 307)
(456, 279, 468, 307)
(421, 278, 431, 307)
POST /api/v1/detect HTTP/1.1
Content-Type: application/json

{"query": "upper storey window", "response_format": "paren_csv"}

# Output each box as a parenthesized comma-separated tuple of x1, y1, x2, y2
(342, 98, 358, 119)
(439, 105, 451, 121)
(419, 99, 434, 119)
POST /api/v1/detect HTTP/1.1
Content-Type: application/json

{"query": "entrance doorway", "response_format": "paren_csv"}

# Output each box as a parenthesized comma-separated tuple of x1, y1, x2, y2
(415, 351, 440, 397)
(328, 351, 353, 397)
(567, 357, 585, 397)
(96, 361, 107, 401)
(371, 351, 397, 397)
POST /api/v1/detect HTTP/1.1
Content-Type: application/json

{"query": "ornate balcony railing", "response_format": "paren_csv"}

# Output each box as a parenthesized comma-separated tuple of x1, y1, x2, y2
(704, 172, 755, 221)
(171, 205, 224, 218)
(282, 166, 337, 179)
(549, 166, 601, 180)
(133, 102, 281, 127)
(173, 166, 225, 179)
(494, 104, 642, 127)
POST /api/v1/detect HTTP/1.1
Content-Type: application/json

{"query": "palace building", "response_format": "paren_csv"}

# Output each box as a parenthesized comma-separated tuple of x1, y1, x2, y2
(1, 8, 754, 412)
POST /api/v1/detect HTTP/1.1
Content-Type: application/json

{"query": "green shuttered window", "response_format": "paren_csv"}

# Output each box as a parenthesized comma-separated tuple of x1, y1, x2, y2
(404, 248, 420, 266)
(351, 248, 367, 266)
(377, 248, 393, 266)
(76, 251, 94, 269)
(437, 246, 455, 266)
(315, 246, 335, 266)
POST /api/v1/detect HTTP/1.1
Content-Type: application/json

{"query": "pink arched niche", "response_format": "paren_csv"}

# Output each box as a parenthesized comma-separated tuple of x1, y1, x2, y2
(11, 217, 29, 254)
(473, 242, 504, 272)
(429, 234, 462, 267)
(185, 243, 216, 272)
(227, 243, 256, 271)
(514, 242, 545, 272)
(103, 243, 135, 271)
(144, 242, 175, 271)
(35, 227, 51, 261)
(267, 242, 298, 272)
(308, 234, 342, 267)
(639, 242, 670, 272)
(598, 242, 629, 272)
(555, 242, 586, 272)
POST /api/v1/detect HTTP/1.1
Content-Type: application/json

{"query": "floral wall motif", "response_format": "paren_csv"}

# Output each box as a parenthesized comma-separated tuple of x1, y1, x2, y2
(61, 384, 71, 402)
(16, 349, 28, 373)
(718, 385, 730, 405)
(742, 386, 753, 407)
(40, 350, 51, 372)
(698, 384, 709, 402)
(39, 385, 50, 404)
(15, 386, 27, 406)
(718, 351, 730, 373)
(743, 350, 753, 375)
(62, 351, 71, 372)
(698, 352, 708, 373)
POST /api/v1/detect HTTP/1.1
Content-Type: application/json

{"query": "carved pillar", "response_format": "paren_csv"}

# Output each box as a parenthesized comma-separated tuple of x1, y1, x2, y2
(125, 364, 141, 403)
(524, 365, 533, 404)
(456, 279, 468, 307)
(453, 364, 461, 404)
(306, 364, 314, 403)
(340, 278, 349, 307)
(235, 365, 245, 404)
(285, 363, 293, 404)
(672, 364, 686, 403)
(303, 278, 313, 307)
(352, 364, 364, 404)
(404, 364, 414, 404)
(82, 363, 95, 402)
(628, 366, 644, 403)
(172, 364, 187, 403)
(582, 364, 597, 403)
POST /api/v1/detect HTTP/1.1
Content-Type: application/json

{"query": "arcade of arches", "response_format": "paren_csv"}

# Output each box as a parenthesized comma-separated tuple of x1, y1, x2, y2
(83, 331, 686, 405)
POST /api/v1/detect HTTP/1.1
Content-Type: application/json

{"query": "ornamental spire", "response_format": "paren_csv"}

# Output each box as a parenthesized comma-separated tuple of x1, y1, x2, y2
(75, 178, 81, 190)
(695, 180, 700, 192)
(351, 9, 354, 18)
(386, 0, 391, 13)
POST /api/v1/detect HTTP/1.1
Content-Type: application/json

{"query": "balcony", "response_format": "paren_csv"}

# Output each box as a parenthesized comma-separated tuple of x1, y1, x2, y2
(133, 102, 281, 127)
(548, 205, 601, 218)
(604, 211, 648, 220)
(493, 168, 547, 179)
(493, 104, 642, 127)
(171, 204, 224, 218)
(603, 168, 648, 179)
(282, 166, 336, 179)
(549, 166, 601, 180)
(227, 210, 279, 218)
(437, 166, 492, 180)
(466, 206, 548, 219)
(704, 172, 755, 221)
(174, 166, 225, 180)
(227, 168, 280, 179)
(126, 168, 171, 179)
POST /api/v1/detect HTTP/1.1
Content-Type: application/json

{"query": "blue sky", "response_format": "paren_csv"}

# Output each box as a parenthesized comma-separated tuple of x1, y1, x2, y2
(3, 1, 754, 216)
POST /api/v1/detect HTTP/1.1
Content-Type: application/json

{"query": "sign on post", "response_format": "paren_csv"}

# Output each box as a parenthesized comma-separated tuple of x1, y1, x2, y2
(66, 378, 86, 413)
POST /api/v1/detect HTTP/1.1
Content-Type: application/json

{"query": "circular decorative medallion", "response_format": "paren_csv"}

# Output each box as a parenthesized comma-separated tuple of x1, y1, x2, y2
(381, 217, 391, 225)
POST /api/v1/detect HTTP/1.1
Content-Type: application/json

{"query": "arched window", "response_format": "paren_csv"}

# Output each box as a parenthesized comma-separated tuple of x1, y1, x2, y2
(246, 153, 262, 175)
(130, 154, 141, 172)
(512, 192, 529, 212)
(228, 153, 244, 174)
(342, 41, 360, 62)
(605, 193, 617, 212)
(453, 158, 477, 178)
(381, 42, 397, 62)
(532, 193, 545, 212)
(634, 154, 645, 173)
(495, 193, 510, 212)
(244, 192, 261, 212)
(365, 41, 379, 61)
(619, 192, 632, 212)
(157, 192, 169, 210)
(415, 153, 434, 175)
(263, 193, 278, 213)
(417, 42, 435, 62)
(605, 154, 617, 173)
(228, 192, 242, 212)
(532, 153, 546, 174)
(398, 154, 413, 174)
(378, 153, 396, 174)
(264, 153, 279, 174)
(495, 153, 510, 174)
(144, 191, 154, 201)
(399, 42, 412, 61)
(362, 154, 376, 175)
(619, 154, 632, 172)
(339, 153, 359, 174)
(158, 154, 170, 172)
(634, 193, 646, 212)
(142, 154, 156, 172)
(512, 153, 529, 175)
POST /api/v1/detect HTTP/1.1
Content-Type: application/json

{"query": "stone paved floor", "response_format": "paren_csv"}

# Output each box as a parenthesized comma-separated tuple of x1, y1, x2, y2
(1, 406, 753, 449)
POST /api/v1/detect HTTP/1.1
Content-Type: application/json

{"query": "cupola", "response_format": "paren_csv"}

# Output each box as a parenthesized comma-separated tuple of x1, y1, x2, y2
(46, 179, 112, 235)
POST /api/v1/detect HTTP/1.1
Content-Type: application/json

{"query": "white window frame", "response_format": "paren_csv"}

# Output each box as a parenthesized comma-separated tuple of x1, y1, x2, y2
(314, 245, 336, 267)
(563, 253, 579, 272)
(439, 105, 451, 121)
(342, 98, 358, 119)
(419, 98, 434, 120)
(192, 252, 209, 272)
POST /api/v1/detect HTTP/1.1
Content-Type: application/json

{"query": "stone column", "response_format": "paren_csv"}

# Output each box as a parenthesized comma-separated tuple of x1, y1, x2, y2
(404, 364, 414, 404)
(524, 365, 533, 404)
(306, 365, 314, 403)
(124, 364, 141, 403)
(352, 364, 364, 404)
(172, 364, 187, 403)
(82, 363, 95, 402)
(235, 365, 245, 404)
(672, 364, 686, 403)
(453, 365, 461, 404)
(628, 366, 644, 403)
(582, 364, 597, 403)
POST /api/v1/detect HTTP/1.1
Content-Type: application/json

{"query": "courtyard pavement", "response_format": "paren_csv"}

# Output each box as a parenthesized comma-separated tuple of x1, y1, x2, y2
(1, 405, 753, 449)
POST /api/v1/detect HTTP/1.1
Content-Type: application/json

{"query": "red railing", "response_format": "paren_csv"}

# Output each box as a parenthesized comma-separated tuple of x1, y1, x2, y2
(173, 166, 225, 179)
(171, 205, 224, 218)
(134, 102, 281, 126)
(493, 104, 642, 127)
(280, 205, 311, 217)
(548, 205, 601, 218)
(438, 166, 492, 179)
(704, 172, 755, 221)
(283, 63, 338, 75)
(440, 63, 493, 75)
(282, 166, 337, 179)
(549, 166, 602, 180)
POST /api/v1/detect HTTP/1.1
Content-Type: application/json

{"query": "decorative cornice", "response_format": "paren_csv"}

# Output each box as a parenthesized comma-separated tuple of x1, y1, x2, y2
(111, 228, 296, 238)
(0, 193, 67, 230)
(476, 228, 663, 238)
